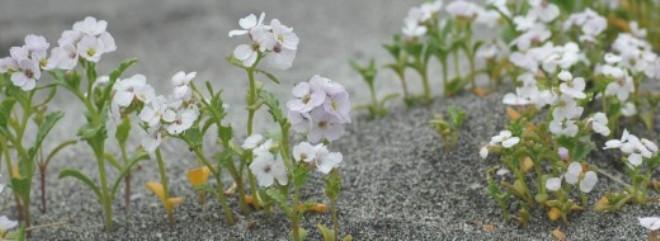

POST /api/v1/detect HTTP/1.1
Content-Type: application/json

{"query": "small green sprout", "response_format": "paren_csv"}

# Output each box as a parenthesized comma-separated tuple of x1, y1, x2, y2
(429, 106, 466, 150)
(350, 58, 398, 119)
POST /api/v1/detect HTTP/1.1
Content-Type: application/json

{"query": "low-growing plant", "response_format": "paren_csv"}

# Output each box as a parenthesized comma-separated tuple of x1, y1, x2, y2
(478, 0, 659, 226)
(0, 34, 74, 232)
(429, 106, 466, 150)
(350, 58, 398, 119)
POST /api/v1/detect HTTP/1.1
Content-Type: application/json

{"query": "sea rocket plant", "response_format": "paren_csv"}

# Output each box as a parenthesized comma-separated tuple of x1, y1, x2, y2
(483, 0, 660, 226)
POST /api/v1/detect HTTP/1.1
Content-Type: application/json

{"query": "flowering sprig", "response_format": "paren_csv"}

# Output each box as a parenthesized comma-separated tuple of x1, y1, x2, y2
(248, 81, 349, 241)
(227, 12, 300, 208)
(0, 34, 74, 232)
(600, 130, 659, 206)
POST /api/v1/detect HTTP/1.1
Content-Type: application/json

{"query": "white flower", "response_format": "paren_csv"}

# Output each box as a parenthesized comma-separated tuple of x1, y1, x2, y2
(262, 19, 299, 70)
(475, 9, 501, 28)
(579, 171, 597, 193)
(141, 127, 163, 154)
(232, 44, 260, 67)
(564, 162, 582, 185)
(47, 44, 78, 70)
(510, 26, 551, 51)
(559, 77, 586, 99)
(588, 112, 610, 136)
(639, 217, 660, 231)
(629, 21, 647, 38)
(76, 35, 104, 62)
(0, 216, 18, 232)
(476, 43, 498, 59)
(604, 74, 634, 101)
(293, 142, 343, 174)
(286, 80, 326, 113)
(564, 9, 607, 42)
(604, 130, 656, 167)
(74, 16, 108, 36)
(528, 0, 559, 23)
(242, 134, 265, 150)
(288, 110, 311, 134)
(489, 130, 520, 148)
(545, 177, 562, 192)
(228, 12, 266, 37)
(558, 147, 569, 160)
(402, 19, 427, 39)
(314, 144, 343, 174)
(293, 141, 316, 163)
(11, 58, 40, 91)
(171, 71, 196, 101)
(308, 108, 345, 143)
(621, 102, 637, 117)
(250, 150, 288, 187)
(479, 146, 489, 159)
(166, 107, 198, 135)
(446, 0, 481, 19)
(549, 118, 579, 137)
(139, 96, 176, 127)
(552, 96, 583, 120)
(112, 74, 155, 107)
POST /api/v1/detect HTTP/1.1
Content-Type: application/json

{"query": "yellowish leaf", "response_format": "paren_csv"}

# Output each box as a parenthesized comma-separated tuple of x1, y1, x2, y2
(547, 207, 561, 221)
(482, 224, 496, 232)
(520, 157, 534, 173)
(506, 107, 521, 121)
(187, 166, 210, 186)
(594, 196, 610, 212)
(552, 227, 566, 241)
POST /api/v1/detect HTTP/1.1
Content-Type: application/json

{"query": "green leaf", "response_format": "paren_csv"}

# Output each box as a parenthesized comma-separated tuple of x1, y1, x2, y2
(218, 125, 233, 144)
(325, 170, 341, 200)
(265, 188, 292, 216)
(259, 90, 287, 125)
(183, 127, 204, 150)
(10, 177, 31, 198)
(115, 117, 132, 145)
(255, 69, 280, 84)
(24, 111, 64, 176)
(100, 59, 138, 108)
(293, 165, 309, 188)
(110, 151, 150, 197)
(59, 169, 101, 200)
(0, 98, 16, 136)
(104, 152, 122, 171)
(446, 106, 466, 128)
(316, 224, 336, 241)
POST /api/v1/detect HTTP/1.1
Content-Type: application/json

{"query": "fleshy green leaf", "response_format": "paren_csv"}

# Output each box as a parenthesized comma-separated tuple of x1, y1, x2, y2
(115, 117, 132, 145)
(316, 224, 336, 241)
(59, 169, 101, 200)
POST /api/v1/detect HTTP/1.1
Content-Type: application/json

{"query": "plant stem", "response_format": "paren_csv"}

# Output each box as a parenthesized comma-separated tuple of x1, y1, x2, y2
(245, 65, 263, 208)
(94, 147, 113, 231)
(396, 71, 410, 100)
(192, 147, 235, 224)
(39, 166, 46, 213)
(440, 58, 449, 96)
(155, 149, 174, 224)
(119, 141, 131, 210)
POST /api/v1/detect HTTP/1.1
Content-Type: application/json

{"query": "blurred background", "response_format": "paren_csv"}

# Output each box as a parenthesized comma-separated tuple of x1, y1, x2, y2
(0, 0, 422, 135)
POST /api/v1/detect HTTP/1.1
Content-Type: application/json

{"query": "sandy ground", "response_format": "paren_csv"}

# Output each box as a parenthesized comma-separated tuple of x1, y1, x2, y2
(1, 0, 659, 240)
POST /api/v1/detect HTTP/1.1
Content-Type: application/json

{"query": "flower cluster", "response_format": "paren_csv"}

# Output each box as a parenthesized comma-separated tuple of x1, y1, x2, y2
(604, 130, 658, 167)
(0, 34, 50, 90)
(545, 162, 598, 194)
(48, 16, 116, 69)
(243, 135, 288, 187)
(287, 75, 351, 143)
(229, 12, 299, 69)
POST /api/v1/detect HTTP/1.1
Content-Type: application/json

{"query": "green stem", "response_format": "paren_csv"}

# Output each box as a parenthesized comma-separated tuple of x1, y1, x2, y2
(192, 147, 235, 224)
(396, 71, 410, 99)
(245, 64, 263, 208)
(155, 149, 174, 224)
(94, 146, 113, 231)
(440, 58, 449, 96)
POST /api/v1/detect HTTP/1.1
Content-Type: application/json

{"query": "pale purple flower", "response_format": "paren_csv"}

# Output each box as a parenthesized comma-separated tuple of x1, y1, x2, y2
(166, 107, 199, 135)
(308, 108, 345, 143)
(286, 79, 326, 113)
(250, 149, 288, 187)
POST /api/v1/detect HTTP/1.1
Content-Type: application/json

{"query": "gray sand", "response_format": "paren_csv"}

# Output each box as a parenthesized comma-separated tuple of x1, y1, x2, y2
(23, 91, 660, 241)
(0, 0, 659, 240)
